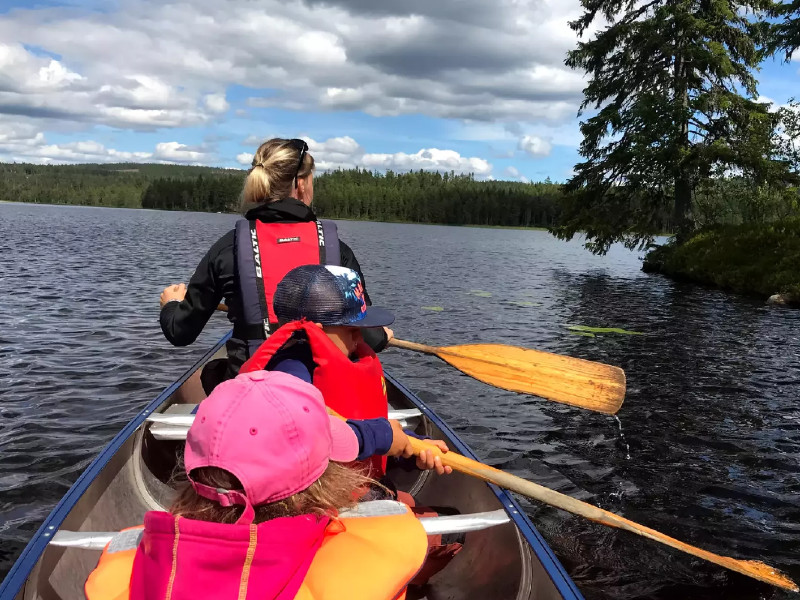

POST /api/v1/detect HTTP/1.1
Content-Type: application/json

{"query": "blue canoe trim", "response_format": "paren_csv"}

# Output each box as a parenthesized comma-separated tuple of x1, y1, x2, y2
(384, 371, 585, 600)
(0, 333, 232, 600)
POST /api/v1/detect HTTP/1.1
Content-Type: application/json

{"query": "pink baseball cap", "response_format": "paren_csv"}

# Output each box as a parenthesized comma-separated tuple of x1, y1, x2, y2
(184, 370, 359, 524)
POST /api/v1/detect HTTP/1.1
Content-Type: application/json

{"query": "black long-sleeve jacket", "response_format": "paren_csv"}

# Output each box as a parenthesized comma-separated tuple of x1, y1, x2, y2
(159, 198, 388, 374)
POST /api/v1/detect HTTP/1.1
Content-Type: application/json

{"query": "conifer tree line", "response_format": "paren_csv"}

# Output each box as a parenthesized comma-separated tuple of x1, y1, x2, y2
(312, 170, 563, 227)
(0, 162, 566, 228)
(554, 0, 800, 254)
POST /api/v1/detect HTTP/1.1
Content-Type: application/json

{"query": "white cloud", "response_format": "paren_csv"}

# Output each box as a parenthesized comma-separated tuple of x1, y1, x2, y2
(362, 148, 492, 175)
(204, 93, 230, 113)
(0, 119, 214, 164)
(519, 134, 553, 157)
(242, 134, 264, 146)
(0, 0, 585, 133)
(232, 134, 493, 175)
(153, 142, 209, 163)
(504, 166, 530, 182)
(302, 135, 492, 175)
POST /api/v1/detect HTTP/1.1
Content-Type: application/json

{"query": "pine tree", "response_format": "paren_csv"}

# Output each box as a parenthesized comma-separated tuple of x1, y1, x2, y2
(554, 0, 791, 253)
(771, 0, 800, 58)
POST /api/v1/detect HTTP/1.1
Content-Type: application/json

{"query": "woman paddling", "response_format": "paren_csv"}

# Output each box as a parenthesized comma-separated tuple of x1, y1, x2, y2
(159, 138, 392, 391)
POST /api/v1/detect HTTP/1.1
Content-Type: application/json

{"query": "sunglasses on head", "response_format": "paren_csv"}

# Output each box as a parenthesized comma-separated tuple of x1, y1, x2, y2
(288, 138, 309, 188)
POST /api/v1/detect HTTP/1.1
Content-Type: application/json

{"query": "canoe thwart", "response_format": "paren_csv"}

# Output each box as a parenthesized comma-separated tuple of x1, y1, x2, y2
(147, 407, 424, 441)
(49, 507, 510, 549)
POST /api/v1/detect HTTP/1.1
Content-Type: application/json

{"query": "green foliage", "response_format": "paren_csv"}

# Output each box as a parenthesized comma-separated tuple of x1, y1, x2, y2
(769, 0, 800, 60)
(643, 219, 800, 299)
(555, 0, 795, 254)
(313, 169, 563, 227)
(0, 163, 565, 228)
(0, 163, 238, 209)
(140, 174, 245, 212)
(566, 325, 644, 335)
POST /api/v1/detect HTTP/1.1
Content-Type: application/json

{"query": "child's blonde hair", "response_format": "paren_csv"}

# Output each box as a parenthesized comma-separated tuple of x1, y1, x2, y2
(171, 462, 371, 524)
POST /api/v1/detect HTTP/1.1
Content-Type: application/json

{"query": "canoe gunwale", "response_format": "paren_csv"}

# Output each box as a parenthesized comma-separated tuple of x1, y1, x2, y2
(384, 372, 584, 600)
(0, 334, 233, 600)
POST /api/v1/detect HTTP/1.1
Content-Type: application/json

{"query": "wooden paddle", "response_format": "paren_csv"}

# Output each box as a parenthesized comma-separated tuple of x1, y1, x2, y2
(405, 437, 797, 592)
(389, 339, 625, 415)
(215, 303, 625, 414)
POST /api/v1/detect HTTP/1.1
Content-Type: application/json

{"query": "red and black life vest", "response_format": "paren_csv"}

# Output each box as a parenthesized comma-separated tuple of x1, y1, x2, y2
(240, 320, 389, 477)
(234, 219, 340, 358)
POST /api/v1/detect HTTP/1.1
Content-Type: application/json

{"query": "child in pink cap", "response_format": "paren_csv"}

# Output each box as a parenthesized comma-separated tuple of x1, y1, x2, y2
(85, 371, 429, 600)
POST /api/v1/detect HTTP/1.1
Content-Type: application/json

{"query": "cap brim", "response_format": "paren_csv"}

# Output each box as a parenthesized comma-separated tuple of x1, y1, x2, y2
(353, 306, 395, 328)
(328, 416, 360, 462)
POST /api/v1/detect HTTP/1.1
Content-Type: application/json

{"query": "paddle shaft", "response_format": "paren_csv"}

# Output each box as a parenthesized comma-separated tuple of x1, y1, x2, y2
(405, 437, 796, 592)
(389, 339, 438, 354)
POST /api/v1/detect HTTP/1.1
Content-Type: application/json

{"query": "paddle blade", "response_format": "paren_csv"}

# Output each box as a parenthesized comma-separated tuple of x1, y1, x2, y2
(435, 344, 625, 414)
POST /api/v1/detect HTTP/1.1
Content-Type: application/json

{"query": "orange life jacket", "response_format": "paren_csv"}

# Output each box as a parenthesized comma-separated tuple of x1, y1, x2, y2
(240, 320, 389, 476)
(84, 503, 427, 600)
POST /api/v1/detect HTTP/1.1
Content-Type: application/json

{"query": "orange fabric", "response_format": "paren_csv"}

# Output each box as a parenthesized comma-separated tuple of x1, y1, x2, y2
(84, 527, 142, 600)
(85, 509, 427, 600)
(296, 507, 427, 600)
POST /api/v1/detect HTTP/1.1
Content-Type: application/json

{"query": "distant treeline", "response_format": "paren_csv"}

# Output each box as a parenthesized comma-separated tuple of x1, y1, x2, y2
(313, 170, 561, 227)
(0, 162, 237, 209)
(3, 161, 792, 231)
(0, 162, 565, 228)
(132, 168, 566, 228)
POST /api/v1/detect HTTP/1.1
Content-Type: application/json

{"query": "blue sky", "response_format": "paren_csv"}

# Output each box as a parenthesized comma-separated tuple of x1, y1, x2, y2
(0, 0, 797, 183)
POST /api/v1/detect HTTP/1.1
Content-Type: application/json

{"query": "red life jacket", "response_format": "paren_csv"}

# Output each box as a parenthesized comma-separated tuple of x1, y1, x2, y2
(241, 321, 388, 477)
(234, 219, 340, 358)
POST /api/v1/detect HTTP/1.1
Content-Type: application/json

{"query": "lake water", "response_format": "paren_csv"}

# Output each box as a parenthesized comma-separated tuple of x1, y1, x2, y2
(1, 202, 798, 599)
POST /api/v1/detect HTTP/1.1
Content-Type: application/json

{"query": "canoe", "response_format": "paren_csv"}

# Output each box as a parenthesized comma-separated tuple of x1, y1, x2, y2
(0, 333, 584, 600)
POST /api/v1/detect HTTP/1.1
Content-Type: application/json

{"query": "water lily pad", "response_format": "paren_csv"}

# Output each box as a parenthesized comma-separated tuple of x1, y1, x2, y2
(421, 306, 445, 312)
(467, 290, 492, 297)
(567, 325, 643, 335)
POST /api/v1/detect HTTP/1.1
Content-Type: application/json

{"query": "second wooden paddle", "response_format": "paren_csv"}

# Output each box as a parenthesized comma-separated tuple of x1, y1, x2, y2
(405, 436, 796, 592)
(389, 338, 625, 415)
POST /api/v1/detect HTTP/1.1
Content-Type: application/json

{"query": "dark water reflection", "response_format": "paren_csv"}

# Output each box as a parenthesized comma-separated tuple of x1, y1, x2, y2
(1, 203, 798, 599)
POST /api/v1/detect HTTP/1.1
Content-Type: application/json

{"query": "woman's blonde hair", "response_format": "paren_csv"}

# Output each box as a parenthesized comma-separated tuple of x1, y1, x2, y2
(241, 138, 315, 213)
(171, 462, 371, 524)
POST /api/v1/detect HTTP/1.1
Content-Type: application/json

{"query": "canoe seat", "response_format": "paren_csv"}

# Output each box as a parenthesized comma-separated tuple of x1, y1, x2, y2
(147, 405, 424, 441)
(49, 508, 509, 549)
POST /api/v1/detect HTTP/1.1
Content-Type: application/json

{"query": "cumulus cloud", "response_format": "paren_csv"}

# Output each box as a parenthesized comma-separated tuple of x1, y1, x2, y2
(0, 0, 585, 133)
(204, 93, 230, 113)
(519, 135, 553, 158)
(236, 151, 253, 166)
(153, 142, 210, 163)
(0, 118, 214, 164)
(235, 135, 493, 175)
(362, 148, 491, 175)
(504, 166, 530, 183)
(305, 136, 492, 175)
